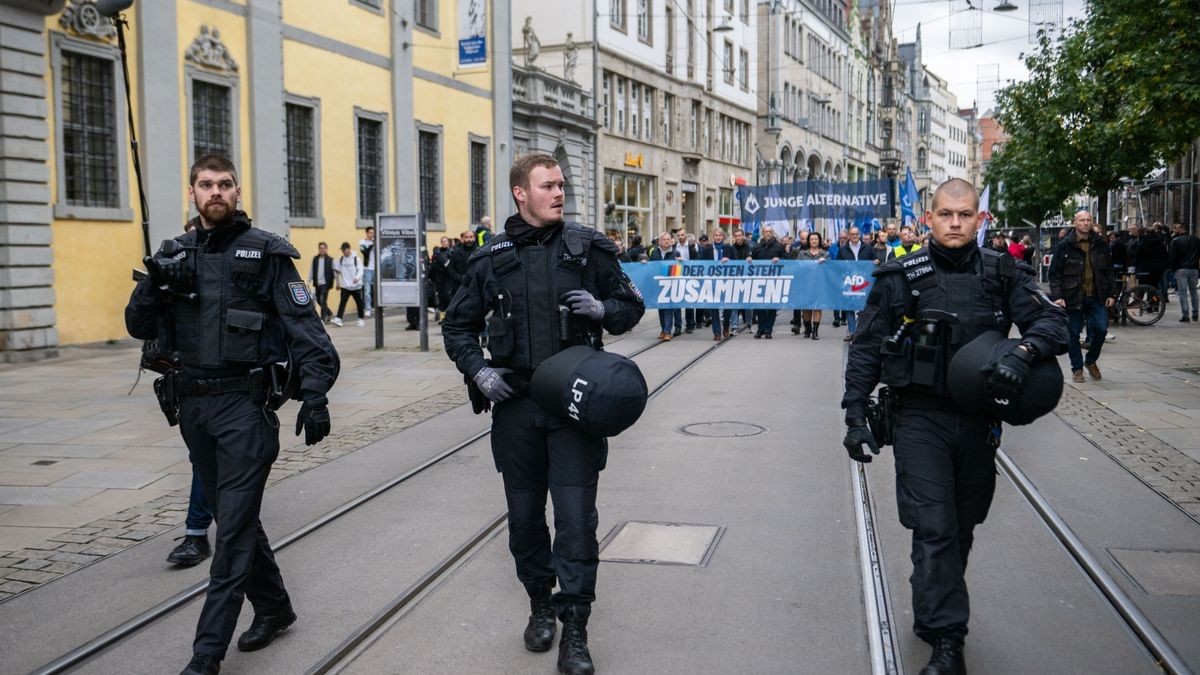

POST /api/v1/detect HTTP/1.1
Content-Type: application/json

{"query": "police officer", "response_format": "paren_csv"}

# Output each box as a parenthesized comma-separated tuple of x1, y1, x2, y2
(842, 178, 1067, 675)
(443, 153, 644, 675)
(125, 154, 340, 675)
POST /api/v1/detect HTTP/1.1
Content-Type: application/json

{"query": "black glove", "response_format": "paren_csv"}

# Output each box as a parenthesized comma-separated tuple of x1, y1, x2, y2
(843, 419, 880, 463)
(473, 366, 515, 403)
(562, 289, 606, 321)
(983, 345, 1036, 399)
(295, 393, 331, 446)
(146, 240, 196, 295)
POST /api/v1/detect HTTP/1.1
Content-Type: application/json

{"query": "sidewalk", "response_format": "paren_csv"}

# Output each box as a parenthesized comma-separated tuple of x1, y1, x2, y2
(0, 310, 467, 601)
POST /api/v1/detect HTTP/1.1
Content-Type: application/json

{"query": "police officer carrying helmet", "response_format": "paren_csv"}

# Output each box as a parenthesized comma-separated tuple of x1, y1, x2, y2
(842, 179, 1067, 675)
(443, 152, 645, 675)
(126, 154, 340, 675)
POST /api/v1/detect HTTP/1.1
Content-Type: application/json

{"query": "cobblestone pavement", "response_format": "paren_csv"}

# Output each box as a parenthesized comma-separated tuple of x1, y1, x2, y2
(1052, 311, 1200, 523)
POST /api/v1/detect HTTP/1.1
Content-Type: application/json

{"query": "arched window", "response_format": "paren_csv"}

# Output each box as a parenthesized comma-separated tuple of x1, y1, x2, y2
(917, 147, 928, 170)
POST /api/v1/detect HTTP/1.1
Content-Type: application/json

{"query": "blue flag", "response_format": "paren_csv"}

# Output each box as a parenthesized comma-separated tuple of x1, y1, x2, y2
(901, 169, 920, 227)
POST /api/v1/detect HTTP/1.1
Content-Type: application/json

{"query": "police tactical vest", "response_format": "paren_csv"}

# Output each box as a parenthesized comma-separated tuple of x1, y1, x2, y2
(879, 247, 1016, 397)
(479, 224, 598, 373)
(171, 228, 290, 370)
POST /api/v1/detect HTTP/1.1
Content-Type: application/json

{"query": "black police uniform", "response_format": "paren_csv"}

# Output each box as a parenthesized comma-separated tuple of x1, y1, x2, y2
(125, 211, 340, 661)
(842, 241, 1067, 645)
(442, 215, 644, 619)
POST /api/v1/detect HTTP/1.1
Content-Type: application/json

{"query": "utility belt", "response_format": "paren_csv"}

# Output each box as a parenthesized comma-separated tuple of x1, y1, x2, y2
(153, 366, 287, 426)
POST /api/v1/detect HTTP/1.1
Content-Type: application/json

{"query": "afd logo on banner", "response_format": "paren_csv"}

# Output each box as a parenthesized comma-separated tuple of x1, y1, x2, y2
(621, 261, 877, 310)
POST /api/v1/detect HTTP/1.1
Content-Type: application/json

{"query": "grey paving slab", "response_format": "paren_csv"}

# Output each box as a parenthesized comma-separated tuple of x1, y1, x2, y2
(0, 486, 103, 506)
(50, 471, 166, 490)
(0, 443, 124, 458)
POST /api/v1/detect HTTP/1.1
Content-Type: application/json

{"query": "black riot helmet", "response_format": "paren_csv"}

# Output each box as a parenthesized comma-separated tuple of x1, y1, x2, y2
(948, 330, 1063, 426)
(531, 346, 648, 437)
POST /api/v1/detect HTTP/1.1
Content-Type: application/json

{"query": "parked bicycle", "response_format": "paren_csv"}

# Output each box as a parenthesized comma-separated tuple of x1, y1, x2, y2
(1114, 273, 1165, 326)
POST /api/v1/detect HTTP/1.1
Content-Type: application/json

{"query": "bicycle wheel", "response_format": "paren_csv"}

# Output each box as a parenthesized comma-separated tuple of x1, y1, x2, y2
(1125, 284, 1165, 326)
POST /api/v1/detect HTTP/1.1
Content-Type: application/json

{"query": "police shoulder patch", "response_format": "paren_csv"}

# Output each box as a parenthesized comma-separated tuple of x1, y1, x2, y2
(288, 281, 311, 306)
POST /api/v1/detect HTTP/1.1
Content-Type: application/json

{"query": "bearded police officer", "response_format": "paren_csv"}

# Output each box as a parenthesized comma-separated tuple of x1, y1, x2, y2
(443, 153, 645, 675)
(842, 179, 1067, 675)
(126, 155, 340, 675)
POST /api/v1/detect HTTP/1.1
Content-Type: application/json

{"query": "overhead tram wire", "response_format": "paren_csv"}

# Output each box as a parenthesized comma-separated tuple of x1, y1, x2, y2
(29, 329, 732, 675)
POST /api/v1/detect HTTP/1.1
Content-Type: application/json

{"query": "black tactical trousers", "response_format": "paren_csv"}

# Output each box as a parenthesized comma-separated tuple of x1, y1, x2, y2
(893, 407, 997, 644)
(490, 394, 607, 617)
(180, 391, 289, 660)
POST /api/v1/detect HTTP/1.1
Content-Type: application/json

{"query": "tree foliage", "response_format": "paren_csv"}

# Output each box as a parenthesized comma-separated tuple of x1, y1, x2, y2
(986, 0, 1200, 226)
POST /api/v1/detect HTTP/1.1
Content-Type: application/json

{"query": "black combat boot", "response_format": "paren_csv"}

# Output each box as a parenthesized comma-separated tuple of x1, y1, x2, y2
(919, 636, 966, 675)
(523, 583, 557, 652)
(803, 320, 812, 338)
(557, 605, 595, 675)
(811, 322, 820, 340)
(180, 652, 220, 675)
(236, 606, 296, 652)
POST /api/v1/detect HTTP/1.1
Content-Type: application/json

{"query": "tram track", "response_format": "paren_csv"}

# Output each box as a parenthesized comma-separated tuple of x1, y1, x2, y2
(307, 328, 739, 674)
(30, 327, 733, 675)
(845, 349, 1195, 675)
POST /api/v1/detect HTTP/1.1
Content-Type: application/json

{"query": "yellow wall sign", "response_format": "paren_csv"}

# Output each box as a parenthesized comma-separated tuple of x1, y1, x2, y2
(623, 152, 644, 169)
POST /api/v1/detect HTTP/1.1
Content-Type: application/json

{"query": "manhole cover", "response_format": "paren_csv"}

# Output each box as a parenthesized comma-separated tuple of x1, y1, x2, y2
(678, 421, 766, 438)
(599, 521, 724, 567)
(1109, 548, 1200, 595)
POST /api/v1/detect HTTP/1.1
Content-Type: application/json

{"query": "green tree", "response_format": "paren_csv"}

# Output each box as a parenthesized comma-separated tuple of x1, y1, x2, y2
(986, 0, 1200, 227)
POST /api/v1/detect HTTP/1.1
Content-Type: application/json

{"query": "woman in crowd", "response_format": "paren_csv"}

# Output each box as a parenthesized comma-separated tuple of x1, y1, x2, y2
(794, 231, 828, 340)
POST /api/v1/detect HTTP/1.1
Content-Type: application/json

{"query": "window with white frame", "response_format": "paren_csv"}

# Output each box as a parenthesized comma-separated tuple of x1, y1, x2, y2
(723, 40, 734, 84)
(415, 0, 438, 32)
(738, 48, 749, 91)
(602, 75, 611, 130)
(642, 87, 653, 142)
(631, 84, 639, 138)
(611, 0, 627, 31)
(637, 0, 651, 43)
(616, 77, 626, 134)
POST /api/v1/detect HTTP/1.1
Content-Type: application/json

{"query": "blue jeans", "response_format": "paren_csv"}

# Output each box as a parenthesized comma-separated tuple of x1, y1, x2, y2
(658, 309, 675, 335)
(846, 310, 858, 335)
(362, 269, 375, 310)
(1175, 269, 1198, 318)
(186, 469, 214, 534)
(1067, 296, 1108, 372)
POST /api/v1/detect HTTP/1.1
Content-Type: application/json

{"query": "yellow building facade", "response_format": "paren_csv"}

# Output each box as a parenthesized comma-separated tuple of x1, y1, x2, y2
(0, 0, 509, 355)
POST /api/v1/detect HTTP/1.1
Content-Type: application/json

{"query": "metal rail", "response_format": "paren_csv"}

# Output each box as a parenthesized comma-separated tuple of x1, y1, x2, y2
(305, 328, 739, 673)
(29, 331, 707, 674)
(851, 461, 904, 675)
(997, 449, 1194, 675)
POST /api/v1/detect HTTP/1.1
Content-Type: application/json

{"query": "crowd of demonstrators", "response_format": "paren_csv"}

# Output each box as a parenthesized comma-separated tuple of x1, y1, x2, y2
(836, 226, 875, 340)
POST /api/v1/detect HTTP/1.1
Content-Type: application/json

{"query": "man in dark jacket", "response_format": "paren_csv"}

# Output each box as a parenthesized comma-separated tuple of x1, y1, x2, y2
(308, 242, 335, 323)
(726, 229, 755, 330)
(835, 226, 875, 341)
(1048, 210, 1116, 382)
(1169, 223, 1200, 322)
(752, 227, 787, 338)
(1137, 225, 1170, 299)
(442, 153, 644, 674)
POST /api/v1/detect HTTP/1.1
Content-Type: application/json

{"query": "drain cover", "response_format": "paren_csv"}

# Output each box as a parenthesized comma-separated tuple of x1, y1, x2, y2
(1110, 548, 1200, 595)
(599, 521, 723, 566)
(678, 421, 766, 438)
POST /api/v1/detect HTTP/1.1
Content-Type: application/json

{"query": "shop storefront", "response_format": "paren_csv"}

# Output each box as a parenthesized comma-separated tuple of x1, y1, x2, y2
(604, 170, 655, 244)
